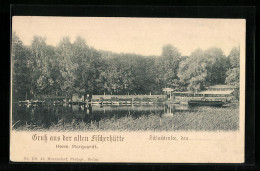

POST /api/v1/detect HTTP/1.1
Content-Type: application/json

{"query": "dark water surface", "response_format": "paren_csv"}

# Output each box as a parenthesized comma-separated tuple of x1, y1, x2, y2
(12, 103, 239, 131)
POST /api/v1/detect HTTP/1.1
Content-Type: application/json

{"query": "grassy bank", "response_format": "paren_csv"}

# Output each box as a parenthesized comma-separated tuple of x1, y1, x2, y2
(14, 107, 239, 132)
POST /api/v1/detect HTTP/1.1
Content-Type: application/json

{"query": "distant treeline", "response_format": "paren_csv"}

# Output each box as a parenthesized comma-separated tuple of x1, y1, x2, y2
(12, 32, 240, 101)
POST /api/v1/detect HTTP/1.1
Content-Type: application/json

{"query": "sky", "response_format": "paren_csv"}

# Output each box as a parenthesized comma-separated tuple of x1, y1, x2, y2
(12, 17, 245, 56)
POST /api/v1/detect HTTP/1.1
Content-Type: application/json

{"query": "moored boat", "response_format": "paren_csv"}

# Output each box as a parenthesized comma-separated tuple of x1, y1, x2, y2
(148, 101, 154, 105)
(141, 101, 149, 105)
(18, 100, 45, 105)
(188, 100, 225, 107)
(91, 101, 101, 106)
(133, 101, 141, 105)
(112, 101, 120, 105)
(120, 101, 126, 105)
(180, 101, 188, 105)
(102, 101, 112, 105)
(126, 101, 132, 105)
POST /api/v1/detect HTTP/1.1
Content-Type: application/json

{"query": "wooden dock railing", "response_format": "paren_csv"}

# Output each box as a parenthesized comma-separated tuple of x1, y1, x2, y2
(92, 95, 165, 100)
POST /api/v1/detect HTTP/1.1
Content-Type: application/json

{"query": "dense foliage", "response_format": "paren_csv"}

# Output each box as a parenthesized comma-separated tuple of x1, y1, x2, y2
(12, 33, 240, 101)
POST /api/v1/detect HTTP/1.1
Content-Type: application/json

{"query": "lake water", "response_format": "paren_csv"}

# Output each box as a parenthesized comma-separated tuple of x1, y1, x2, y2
(12, 103, 239, 131)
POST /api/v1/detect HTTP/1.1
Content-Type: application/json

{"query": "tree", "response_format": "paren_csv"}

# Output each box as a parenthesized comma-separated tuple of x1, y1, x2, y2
(84, 48, 103, 94)
(57, 36, 103, 96)
(47, 45, 63, 95)
(11, 32, 31, 101)
(225, 47, 240, 87)
(29, 36, 59, 96)
(72, 36, 91, 95)
(56, 37, 76, 96)
(229, 46, 240, 68)
(225, 68, 239, 86)
(156, 44, 181, 92)
(178, 47, 231, 92)
(100, 53, 158, 95)
(204, 47, 229, 85)
(13, 33, 237, 98)
(178, 49, 207, 92)
(101, 54, 130, 94)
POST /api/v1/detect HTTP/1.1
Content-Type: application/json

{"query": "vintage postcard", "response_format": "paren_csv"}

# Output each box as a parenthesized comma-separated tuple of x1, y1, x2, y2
(10, 17, 245, 163)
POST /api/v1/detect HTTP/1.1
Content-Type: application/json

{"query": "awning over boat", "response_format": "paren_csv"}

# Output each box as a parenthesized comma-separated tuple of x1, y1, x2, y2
(198, 90, 234, 95)
(173, 90, 233, 95)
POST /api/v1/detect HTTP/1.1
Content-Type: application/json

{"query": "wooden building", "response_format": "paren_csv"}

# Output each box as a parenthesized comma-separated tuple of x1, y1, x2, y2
(206, 85, 237, 91)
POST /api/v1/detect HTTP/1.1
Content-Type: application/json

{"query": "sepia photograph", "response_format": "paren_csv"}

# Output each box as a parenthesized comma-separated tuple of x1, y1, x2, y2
(11, 17, 242, 132)
(10, 16, 246, 163)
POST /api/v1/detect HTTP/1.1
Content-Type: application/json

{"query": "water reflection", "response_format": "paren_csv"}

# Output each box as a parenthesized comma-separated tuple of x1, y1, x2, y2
(11, 103, 229, 130)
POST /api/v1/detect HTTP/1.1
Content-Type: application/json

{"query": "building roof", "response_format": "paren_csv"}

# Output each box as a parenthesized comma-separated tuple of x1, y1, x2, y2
(198, 90, 233, 95)
(173, 90, 233, 95)
(207, 85, 236, 89)
(173, 91, 193, 94)
(162, 88, 174, 91)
